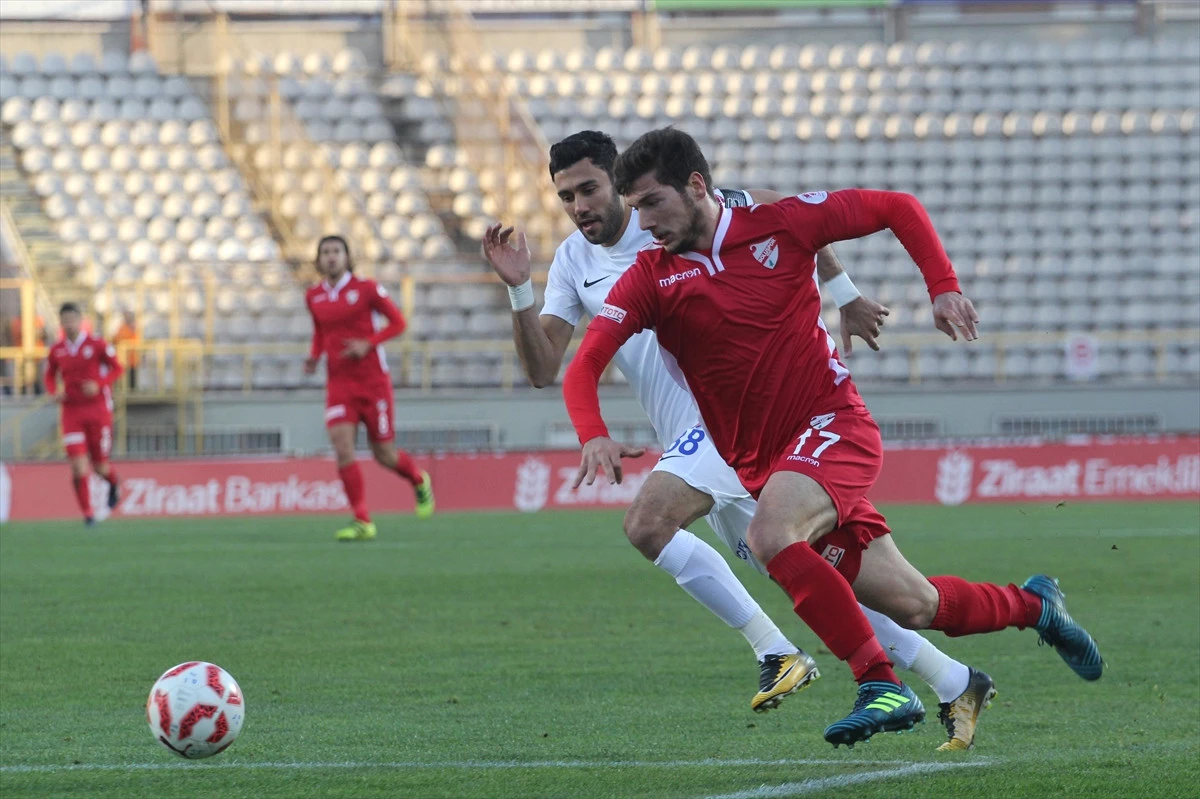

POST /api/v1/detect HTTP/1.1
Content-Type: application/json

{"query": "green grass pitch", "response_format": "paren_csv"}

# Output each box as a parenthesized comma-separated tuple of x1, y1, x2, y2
(1, 502, 1197, 798)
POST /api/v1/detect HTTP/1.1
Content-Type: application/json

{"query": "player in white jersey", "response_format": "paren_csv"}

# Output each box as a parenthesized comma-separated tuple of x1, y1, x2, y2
(482, 131, 995, 750)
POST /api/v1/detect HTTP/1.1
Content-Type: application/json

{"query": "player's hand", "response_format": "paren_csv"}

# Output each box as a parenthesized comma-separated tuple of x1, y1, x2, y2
(481, 222, 532, 287)
(303, 357, 319, 375)
(839, 296, 890, 355)
(81, 380, 100, 397)
(932, 292, 980, 342)
(340, 339, 371, 360)
(573, 436, 647, 488)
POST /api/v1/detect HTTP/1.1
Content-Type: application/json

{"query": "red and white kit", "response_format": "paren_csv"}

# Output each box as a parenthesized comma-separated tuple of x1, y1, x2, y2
(306, 271, 406, 442)
(566, 190, 961, 573)
(45, 332, 124, 461)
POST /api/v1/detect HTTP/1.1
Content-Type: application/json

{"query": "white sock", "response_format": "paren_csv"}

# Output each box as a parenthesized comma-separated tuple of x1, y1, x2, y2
(860, 605, 924, 669)
(861, 605, 971, 702)
(910, 638, 971, 704)
(655, 530, 797, 660)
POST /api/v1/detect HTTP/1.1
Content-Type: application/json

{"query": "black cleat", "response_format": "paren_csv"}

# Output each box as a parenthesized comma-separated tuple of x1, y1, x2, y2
(824, 681, 925, 747)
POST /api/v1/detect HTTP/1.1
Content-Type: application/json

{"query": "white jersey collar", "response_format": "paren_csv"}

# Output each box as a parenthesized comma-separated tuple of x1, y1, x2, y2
(322, 271, 352, 298)
(64, 331, 88, 354)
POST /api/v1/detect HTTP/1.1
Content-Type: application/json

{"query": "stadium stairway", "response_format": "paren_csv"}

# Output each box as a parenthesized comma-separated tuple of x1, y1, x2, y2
(0, 133, 74, 307)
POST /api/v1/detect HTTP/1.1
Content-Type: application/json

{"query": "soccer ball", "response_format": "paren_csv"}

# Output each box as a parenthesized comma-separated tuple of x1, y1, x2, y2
(146, 661, 245, 759)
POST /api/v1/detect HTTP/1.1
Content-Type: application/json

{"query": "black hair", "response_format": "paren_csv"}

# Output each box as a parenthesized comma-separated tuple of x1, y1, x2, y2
(59, 302, 81, 316)
(316, 235, 353, 273)
(549, 130, 618, 179)
(613, 127, 713, 197)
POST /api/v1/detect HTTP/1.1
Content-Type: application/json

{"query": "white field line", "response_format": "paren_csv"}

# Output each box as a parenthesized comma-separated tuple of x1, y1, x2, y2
(0, 757, 919, 775)
(698, 760, 993, 799)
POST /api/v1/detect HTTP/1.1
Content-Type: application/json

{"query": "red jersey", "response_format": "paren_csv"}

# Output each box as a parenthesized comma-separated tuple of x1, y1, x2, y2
(45, 333, 123, 411)
(306, 272, 406, 387)
(565, 190, 960, 491)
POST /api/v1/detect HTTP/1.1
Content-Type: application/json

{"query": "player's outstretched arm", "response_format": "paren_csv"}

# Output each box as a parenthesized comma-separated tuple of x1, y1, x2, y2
(44, 350, 63, 402)
(481, 222, 574, 388)
(815, 245, 891, 355)
(304, 300, 323, 374)
(787, 189, 980, 341)
(563, 326, 645, 487)
(97, 341, 124, 390)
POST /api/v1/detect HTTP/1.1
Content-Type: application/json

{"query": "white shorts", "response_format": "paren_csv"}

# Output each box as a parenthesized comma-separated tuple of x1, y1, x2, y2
(652, 424, 767, 575)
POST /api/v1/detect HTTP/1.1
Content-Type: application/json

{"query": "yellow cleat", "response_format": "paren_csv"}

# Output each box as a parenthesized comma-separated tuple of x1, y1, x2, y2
(414, 470, 434, 519)
(752, 650, 821, 713)
(937, 668, 996, 751)
(335, 520, 377, 542)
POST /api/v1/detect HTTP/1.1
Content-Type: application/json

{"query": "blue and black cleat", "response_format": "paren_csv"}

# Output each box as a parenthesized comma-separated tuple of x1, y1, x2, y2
(1022, 575, 1104, 681)
(824, 681, 925, 748)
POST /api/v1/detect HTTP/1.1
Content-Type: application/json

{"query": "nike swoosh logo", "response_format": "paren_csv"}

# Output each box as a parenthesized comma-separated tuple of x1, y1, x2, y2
(657, 454, 684, 461)
(583, 276, 610, 288)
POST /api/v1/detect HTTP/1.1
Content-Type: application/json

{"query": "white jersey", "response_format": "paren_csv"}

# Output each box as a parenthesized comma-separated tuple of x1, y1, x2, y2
(542, 189, 755, 449)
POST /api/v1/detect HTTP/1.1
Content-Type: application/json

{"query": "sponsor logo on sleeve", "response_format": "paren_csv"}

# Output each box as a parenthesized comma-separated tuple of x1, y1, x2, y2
(598, 303, 627, 323)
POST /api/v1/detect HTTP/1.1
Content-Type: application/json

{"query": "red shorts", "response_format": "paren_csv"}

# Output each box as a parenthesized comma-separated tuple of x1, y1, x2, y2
(743, 406, 883, 522)
(325, 382, 394, 442)
(62, 406, 113, 462)
(812, 498, 892, 583)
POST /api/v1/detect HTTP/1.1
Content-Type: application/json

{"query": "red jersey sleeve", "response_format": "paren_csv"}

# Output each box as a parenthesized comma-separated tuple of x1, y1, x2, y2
(44, 347, 59, 395)
(365, 282, 406, 346)
(306, 294, 323, 360)
(563, 256, 658, 444)
(771, 190, 961, 301)
(97, 339, 124, 386)
(583, 254, 659, 340)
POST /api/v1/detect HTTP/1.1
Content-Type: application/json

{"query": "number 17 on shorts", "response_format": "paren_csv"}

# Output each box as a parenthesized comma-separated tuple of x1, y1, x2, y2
(774, 409, 883, 520)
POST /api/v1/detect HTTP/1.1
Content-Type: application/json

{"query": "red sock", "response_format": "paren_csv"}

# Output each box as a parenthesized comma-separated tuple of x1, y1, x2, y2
(392, 449, 423, 486)
(72, 475, 93, 518)
(928, 576, 1043, 637)
(100, 468, 118, 487)
(337, 463, 370, 523)
(767, 542, 898, 684)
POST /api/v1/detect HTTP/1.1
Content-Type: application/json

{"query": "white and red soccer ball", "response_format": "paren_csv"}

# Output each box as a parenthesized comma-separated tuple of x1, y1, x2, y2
(146, 661, 245, 758)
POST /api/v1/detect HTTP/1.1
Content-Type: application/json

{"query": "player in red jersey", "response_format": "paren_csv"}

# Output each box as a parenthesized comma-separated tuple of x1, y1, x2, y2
(563, 129, 1103, 747)
(44, 302, 123, 526)
(304, 235, 434, 541)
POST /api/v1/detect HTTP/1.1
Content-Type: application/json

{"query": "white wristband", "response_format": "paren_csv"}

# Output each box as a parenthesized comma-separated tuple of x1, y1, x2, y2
(508, 279, 535, 312)
(824, 272, 862, 308)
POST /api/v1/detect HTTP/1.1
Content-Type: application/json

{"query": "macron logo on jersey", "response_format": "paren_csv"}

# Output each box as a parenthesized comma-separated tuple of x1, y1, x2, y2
(598, 303, 627, 323)
(658, 267, 702, 288)
(750, 237, 779, 269)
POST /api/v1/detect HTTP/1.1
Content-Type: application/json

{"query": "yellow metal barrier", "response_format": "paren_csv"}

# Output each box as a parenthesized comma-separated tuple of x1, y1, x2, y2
(4, 327, 1198, 398)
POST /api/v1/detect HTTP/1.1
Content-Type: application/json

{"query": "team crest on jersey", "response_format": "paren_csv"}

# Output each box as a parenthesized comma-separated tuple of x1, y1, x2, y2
(810, 412, 836, 430)
(750, 237, 779, 269)
(799, 191, 828, 205)
(345, 289, 359, 305)
(82, 345, 94, 358)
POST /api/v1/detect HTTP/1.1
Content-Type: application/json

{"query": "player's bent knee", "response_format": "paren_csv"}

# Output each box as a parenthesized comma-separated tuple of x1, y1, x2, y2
(622, 504, 676, 560)
(371, 446, 395, 468)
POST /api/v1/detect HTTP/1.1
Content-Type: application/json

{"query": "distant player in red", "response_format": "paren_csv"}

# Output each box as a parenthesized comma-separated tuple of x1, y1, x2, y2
(304, 235, 434, 541)
(44, 302, 123, 526)
(563, 128, 1103, 746)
